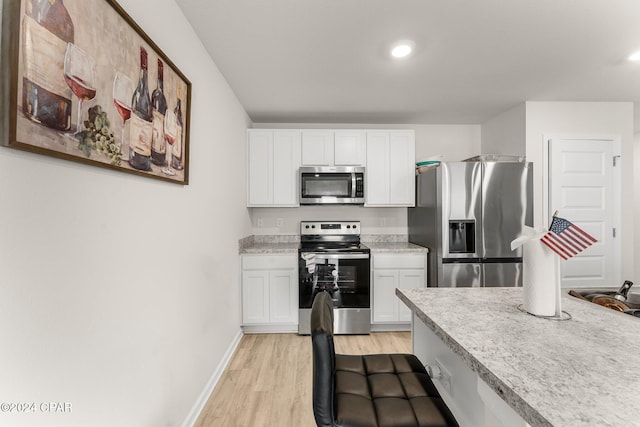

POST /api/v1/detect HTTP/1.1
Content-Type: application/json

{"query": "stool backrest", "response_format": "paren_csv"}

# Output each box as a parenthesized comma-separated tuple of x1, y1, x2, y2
(310, 291, 335, 427)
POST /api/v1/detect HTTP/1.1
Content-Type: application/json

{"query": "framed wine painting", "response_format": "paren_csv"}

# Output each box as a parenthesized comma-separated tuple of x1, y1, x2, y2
(0, 0, 191, 184)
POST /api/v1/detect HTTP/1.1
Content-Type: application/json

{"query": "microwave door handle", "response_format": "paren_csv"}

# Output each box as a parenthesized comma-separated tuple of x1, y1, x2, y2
(352, 173, 356, 198)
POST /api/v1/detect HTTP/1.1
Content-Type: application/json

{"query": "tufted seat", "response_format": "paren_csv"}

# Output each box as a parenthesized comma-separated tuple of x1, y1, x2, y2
(311, 291, 459, 427)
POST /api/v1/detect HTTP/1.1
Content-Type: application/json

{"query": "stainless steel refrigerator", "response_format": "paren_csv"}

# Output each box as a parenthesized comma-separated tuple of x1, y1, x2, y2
(408, 161, 533, 287)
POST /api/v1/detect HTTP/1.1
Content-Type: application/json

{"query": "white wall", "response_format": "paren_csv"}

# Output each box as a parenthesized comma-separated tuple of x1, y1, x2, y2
(525, 101, 635, 281)
(636, 132, 640, 274)
(413, 124, 481, 162)
(481, 103, 526, 156)
(251, 206, 408, 236)
(251, 123, 481, 235)
(0, 1, 252, 426)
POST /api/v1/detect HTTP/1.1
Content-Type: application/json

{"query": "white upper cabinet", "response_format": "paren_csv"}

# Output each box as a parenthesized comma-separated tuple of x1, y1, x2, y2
(365, 130, 415, 207)
(247, 130, 300, 207)
(248, 128, 415, 207)
(334, 130, 366, 166)
(301, 130, 366, 166)
(301, 130, 333, 166)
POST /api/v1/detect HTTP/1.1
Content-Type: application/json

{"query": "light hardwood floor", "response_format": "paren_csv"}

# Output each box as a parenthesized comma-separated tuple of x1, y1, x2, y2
(195, 332, 411, 427)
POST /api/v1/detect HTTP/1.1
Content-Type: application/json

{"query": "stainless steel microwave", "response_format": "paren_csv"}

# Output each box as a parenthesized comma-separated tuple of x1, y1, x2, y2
(299, 166, 365, 205)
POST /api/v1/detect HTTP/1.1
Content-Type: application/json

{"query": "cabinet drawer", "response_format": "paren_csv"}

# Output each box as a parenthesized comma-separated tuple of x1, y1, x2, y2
(242, 254, 297, 270)
(373, 254, 425, 269)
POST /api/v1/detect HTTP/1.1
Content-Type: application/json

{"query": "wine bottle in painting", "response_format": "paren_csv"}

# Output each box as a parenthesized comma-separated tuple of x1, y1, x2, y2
(151, 59, 168, 166)
(129, 47, 153, 171)
(171, 85, 184, 170)
(22, 0, 75, 131)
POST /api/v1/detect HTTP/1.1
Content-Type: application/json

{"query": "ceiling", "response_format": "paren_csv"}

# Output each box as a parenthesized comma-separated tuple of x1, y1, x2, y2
(175, 0, 640, 127)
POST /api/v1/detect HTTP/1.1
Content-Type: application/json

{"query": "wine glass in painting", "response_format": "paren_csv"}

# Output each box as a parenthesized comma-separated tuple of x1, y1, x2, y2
(162, 109, 177, 176)
(63, 43, 96, 136)
(113, 72, 134, 161)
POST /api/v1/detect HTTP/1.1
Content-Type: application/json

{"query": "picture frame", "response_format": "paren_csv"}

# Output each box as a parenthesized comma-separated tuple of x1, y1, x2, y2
(0, 0, 191, 184)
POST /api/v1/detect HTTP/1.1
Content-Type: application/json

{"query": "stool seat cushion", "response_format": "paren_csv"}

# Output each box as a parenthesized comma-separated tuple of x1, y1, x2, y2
(334, 354, 456, 427)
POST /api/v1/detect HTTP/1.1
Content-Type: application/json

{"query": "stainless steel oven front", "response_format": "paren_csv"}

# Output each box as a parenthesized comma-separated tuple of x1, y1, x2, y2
(298, 251, 371, 334)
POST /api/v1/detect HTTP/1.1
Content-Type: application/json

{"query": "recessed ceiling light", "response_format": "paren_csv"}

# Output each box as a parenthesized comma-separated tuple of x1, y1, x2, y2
(628, 50, 640, 61)
(391, 40, 415, 59)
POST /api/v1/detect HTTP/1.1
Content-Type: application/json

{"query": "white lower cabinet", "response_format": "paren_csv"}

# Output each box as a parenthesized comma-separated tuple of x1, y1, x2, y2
(242, 255, 298, 332)
(372, 253, 426, 325)
(241, 252, 427, 332)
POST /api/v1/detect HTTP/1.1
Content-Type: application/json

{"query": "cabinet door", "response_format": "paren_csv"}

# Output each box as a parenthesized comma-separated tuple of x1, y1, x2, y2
(242, 270, 270, 324)
(334, 130, 365, 166)
(365, 132, 390, 205)
(247, 131, 273, 205)
(389, 131, 415, 206)
(397, 269, 425, 321)
(269, 269, 297, 323)
(273, 131, 301, 206)
(372, 270, 399, 323)
(365, 131, 415, 206)
(301, 130, 333, 166)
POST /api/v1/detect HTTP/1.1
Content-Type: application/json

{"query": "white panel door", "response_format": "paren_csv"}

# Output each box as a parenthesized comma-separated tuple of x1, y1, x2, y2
(273, 131, 301, 206)
(365, 132, 390, 205)
(397, 270, 424, 321)
(366, 131, 415, 206)
(334, 130, 366, 166)
(247, 131, 273, 205)
(389, 131, 415, 206)
(268, 270, 297, 323)
(549, 138, 619, 288)
(372, 270, 398, 322)
(301, 130, 333, 165)
(242, 271, 270, 324)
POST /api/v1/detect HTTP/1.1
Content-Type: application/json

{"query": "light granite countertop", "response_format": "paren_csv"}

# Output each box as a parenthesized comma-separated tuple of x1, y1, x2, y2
(240, 242, 300, 254)
(364, 242, 428, 253)
(239, 235, 428, 254)
(396, 287, 640, 427)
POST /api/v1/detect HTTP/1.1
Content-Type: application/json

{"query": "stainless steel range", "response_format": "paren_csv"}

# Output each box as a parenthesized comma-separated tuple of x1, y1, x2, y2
(298, 221, 371, 335)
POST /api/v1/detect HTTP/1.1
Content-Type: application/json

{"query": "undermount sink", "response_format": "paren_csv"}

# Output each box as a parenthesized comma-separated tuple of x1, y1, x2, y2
(570, 289, 640, 314)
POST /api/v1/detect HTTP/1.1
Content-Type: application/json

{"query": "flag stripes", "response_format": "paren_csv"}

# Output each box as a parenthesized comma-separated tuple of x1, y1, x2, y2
(541, 216, 597, 260)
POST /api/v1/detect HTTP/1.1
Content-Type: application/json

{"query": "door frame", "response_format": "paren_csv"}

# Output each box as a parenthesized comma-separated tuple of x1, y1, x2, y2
(542, 133, 622, 286)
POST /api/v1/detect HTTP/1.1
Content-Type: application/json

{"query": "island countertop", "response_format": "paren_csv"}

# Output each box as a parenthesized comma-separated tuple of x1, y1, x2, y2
(396, 287, 640, 427)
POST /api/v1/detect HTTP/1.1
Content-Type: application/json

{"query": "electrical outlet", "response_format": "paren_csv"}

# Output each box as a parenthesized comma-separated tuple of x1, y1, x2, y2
(276, 218, 283, 227)
(257, 218, 264, 227)
(434, 358, 452, 395)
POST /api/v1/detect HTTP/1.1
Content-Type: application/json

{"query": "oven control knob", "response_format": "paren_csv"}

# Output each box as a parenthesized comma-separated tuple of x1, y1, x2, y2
(346, 225, 351, 229)
(352, 224, 357, 229)
(305, 225, 310, 229)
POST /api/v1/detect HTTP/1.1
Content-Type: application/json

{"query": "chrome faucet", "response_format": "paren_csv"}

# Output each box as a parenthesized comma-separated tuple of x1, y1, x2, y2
(614, 280, 634, 302)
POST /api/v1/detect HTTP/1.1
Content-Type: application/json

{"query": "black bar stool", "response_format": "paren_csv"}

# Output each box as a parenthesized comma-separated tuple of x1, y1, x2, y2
(310, 291, 459, 427)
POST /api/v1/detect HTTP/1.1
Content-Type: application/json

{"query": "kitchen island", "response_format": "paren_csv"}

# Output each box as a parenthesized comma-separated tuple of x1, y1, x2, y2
(396, 287, 640, 427)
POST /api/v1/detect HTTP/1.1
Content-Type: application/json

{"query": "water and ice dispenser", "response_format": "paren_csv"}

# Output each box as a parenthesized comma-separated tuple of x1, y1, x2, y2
(448, 220, 475, 254)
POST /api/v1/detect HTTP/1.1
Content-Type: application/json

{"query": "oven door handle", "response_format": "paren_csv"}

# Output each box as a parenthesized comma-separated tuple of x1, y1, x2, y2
(301, 252, 370, 260)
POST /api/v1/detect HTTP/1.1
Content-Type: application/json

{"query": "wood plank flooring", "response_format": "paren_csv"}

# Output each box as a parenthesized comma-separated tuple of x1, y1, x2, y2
(195, 332, 411, 427)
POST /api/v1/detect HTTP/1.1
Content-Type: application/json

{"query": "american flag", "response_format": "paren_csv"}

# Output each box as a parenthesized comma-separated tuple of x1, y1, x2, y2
(540, 216, 597, 260)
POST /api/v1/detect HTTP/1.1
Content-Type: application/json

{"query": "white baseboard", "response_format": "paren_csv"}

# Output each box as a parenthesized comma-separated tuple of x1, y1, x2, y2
(241, 323, 298, 334)
(181, 328, 244, 427)
(371, 322, 411, 332)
